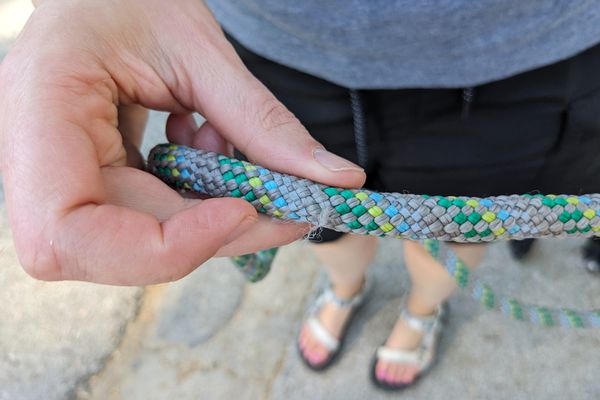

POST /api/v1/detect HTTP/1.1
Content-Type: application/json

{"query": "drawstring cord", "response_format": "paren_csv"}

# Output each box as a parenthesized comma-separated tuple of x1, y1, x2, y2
(349, 89, 369, 168)
(461, 87, 475, 119)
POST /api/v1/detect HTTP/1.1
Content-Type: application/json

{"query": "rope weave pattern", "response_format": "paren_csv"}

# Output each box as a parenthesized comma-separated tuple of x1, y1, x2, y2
(148, 144, 600, 328)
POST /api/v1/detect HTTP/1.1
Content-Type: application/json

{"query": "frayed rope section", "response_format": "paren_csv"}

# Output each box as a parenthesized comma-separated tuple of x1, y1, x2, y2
(148, 144, 600, 329)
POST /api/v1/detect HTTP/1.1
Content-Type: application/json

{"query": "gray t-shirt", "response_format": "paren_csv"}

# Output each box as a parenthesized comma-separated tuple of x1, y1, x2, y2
(206, 0, 600, 89)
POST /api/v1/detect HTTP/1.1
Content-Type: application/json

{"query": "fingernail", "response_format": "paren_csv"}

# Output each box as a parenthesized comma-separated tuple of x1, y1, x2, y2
(313, 148, 364, 172)
(224, 215, 257, 244)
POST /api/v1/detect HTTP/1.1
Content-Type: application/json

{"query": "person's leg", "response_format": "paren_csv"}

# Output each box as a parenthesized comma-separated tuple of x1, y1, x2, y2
(298, 233, 378, 365)
(374, 241, 486, 385)
(224, 34, 384, 368)
(366, 49, 600, 386)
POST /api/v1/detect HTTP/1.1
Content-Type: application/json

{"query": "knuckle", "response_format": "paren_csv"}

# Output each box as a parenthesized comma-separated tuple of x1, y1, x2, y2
(256, 97, 299, 133)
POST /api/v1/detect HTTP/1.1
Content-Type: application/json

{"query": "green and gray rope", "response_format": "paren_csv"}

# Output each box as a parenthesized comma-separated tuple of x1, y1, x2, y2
(148, 144, 600, 328)
(230, 247, 278, 283)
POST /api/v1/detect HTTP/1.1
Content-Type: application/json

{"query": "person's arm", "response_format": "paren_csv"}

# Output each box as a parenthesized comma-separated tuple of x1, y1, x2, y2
(0, 0, 365, 285)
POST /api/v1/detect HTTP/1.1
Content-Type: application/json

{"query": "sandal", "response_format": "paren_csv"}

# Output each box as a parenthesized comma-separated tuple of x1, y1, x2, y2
(297, 277, 371, 371)
(370, 299, 448, 391)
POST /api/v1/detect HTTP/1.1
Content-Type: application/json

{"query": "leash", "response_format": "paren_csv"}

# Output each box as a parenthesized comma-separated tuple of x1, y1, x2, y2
(148, 144, 600, 328)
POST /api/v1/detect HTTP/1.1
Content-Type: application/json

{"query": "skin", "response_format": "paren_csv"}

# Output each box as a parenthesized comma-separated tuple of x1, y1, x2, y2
(0, 0, 365, 285)
(299, 239, 485, 386)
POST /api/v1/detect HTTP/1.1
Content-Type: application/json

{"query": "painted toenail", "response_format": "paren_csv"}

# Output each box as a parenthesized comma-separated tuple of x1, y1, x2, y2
(309, 353, 323, 364)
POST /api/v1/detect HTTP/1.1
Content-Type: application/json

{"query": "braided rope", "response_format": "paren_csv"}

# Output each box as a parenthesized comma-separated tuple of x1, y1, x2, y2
(231, 248, 278, 283)
(148, 144, 600, 328)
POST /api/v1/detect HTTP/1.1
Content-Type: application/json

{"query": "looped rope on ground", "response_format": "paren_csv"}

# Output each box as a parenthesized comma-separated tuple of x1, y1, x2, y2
(148, 144, 600, 328)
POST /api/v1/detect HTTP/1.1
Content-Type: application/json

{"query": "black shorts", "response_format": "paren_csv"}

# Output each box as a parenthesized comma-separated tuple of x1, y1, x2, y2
(228, 35, 600, 243)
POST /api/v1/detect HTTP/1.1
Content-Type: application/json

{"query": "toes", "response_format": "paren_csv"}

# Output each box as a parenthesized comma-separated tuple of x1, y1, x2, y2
(383, 363, 396, 384)
(298, 326, 314, 359)
(298, 324, 330, 366)
(399, 365, 420, 384)
(387, 364, 402, 385)
(307, 342, 329, 365)
(305, 344, 327, 365)
(377, 362, 393, 384)
(375, 361, 387, 381)
(376, 361, 420, 386)
(310, 350, 328, 365)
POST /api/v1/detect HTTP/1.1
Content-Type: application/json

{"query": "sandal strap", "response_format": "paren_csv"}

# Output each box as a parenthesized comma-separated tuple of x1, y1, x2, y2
(400, 308, 438, 333)
(317, 277, 371, 310)
(307, 317, 340, 352)
(399, 297, 445, 333)
(303, 277, 371, 352)
(376, 346, 423, 366)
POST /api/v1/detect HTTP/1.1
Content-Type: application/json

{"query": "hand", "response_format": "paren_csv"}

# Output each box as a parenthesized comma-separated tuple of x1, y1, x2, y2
(0, 0, 365, 285)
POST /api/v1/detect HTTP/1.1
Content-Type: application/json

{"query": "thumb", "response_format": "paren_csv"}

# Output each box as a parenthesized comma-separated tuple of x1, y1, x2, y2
(173, 31, 366, 188)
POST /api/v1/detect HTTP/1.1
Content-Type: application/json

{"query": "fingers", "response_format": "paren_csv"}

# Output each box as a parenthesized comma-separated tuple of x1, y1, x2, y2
(200, 71, 365, 188)
(12, 163, 258, 285)
(167, 23, 366, 189)
(193, 121, 233, 156)
(102, 165, 194, 221)
(215, 215, 309, 257)
(166, 113, 197, 147)
(48, 199, 257, 285)
(101, 166, 307, 258)
(15, 158, 307, 285)
(166, 115, 232, 155)
(4, 152, 257, 284)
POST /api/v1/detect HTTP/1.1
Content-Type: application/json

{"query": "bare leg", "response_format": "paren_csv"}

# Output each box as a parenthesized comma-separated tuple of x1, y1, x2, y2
(375, 241, 486, 385)
(298, 234, 378, 365)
